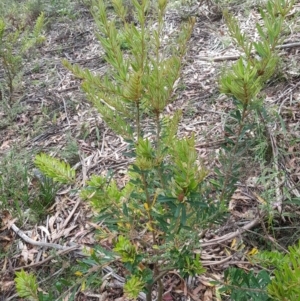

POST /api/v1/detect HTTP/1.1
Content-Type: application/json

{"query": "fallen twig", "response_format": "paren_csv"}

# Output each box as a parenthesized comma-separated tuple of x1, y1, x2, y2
(13, 245, 79, 271)
(10, 223, 72, 250)
(199, 217, 261, 247)
(196, 41, 300, 62)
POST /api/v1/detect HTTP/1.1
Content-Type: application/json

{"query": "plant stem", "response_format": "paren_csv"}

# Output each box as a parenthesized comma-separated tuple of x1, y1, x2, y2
(136, 101, 141, 140)
(136, 2, 145, 142)
(219, 106, 248, 201)
(140, 172, 157, 245)
(157, 278, 163, 301)
(146, 269, 170, 301)
(146, 284, 152, 301)
(155, 111, 160, 149)
(2, 58, 14, 103)
(154, 111, 166, 189)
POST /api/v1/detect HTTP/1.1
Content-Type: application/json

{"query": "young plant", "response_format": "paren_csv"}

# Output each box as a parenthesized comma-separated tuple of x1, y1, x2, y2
(14, 266, 78, 301)
(217, 0, 295, 201)
(0, 150, 31, 221)
(15, 269, 39, 301)
(0, 11, 45, 102)
(217, 1, 297, 299)
(34, 0, 226, 299)
(34, 153, 76, 184)
(31, 169, 59, 219)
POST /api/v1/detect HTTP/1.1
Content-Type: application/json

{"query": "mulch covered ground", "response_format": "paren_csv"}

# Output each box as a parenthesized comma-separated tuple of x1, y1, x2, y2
(1, 0, 300, 300)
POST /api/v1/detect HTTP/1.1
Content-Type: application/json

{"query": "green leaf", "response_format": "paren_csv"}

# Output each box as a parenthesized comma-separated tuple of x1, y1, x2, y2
(181, 205, 187, 226)
(34, 153, 76, 184)
(222, 268, 271, 301)
(267, 240, 300, 301)
(114, 236, 137, 264)
(15, 270, 39, 301)
(123, 202, 129, 217)
(0, 18, 5, 40)
(124, 275, 145, 299)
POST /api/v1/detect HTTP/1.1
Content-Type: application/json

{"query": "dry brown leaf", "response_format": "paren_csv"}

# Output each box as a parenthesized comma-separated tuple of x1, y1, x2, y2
(203, 288, 213, 301)
(0, 280, 14, 292)
(192, 282, 205, 295)
(162, 292, 174, 301)
(51, 225, 77, 240)
(198, 275, 214, 287)
(0, 140, 12, 150)
(48, 216, 56, 234)
(20, 244, 29, 264)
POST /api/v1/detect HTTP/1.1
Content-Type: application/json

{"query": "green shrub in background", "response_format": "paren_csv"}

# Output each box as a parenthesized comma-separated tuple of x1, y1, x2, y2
(0, 149, 61, 223)
(217, 0, 295, 201)
(26, 0, 77, 20)
(0, 11, 45, 103)
(218, 0, 297, 300)
(0, 151, 31, 220)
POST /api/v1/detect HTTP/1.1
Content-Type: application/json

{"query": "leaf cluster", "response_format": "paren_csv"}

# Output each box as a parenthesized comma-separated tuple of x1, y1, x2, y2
(253, 241, 300, 301)
(220, 268, 272, 301)
(223, 240, 300, 301)
(221, 0, 295, 107)
(15, 269, 39, 301)
(63, 0, 195, 141)
(34, 153, 76, 184)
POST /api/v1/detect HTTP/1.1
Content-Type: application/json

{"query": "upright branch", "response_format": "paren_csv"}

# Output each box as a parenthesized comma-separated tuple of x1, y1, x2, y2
(219, 0, 295, 201)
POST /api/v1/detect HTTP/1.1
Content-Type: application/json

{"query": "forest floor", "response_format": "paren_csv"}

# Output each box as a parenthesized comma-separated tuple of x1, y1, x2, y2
(0, 0, 300, 300)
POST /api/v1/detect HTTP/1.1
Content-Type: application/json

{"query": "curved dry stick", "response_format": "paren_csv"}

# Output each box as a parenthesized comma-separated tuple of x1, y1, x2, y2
(197, 42, 300, 62)
(13, 245, 79, 271)
(10, 223, 72, 250)
(199, 217, 261, 247)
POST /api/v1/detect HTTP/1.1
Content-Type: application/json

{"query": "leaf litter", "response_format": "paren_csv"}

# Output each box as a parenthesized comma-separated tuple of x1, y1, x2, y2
(0, 0, 300, 300)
